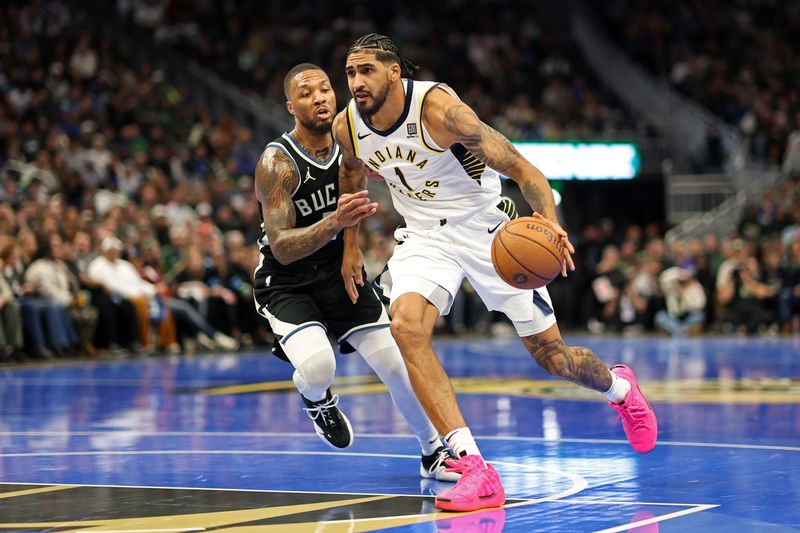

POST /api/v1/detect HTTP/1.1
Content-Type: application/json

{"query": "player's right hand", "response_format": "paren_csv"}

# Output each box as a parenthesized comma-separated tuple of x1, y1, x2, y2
(531, 212, 575, 277)
(335, 190, 378, 229)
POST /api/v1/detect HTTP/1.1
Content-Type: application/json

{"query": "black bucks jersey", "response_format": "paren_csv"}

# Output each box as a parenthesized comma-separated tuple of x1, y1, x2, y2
(256, 132, 342, 271)
(252, 132, 390, 360)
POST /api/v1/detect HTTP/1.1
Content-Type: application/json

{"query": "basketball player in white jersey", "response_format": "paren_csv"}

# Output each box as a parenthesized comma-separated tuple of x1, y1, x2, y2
(331, 34, 657, 512)
(253, 63, 459, 482)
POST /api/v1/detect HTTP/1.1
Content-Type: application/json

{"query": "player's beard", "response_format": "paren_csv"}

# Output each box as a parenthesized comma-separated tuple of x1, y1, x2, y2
(357, 80, 391, 117)
(298, 114, 333, 134)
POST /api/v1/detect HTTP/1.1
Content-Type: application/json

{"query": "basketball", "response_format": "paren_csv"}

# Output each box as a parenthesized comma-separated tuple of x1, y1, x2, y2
(491, 216, 564, 289)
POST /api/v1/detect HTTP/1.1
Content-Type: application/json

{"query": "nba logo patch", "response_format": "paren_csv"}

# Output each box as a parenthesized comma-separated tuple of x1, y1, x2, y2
(406, 123, 418, 137)
(265, 275, 272, 287)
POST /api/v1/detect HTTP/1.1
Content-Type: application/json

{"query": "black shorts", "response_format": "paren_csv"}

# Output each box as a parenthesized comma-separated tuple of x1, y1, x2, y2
(253, 264, 389, 360)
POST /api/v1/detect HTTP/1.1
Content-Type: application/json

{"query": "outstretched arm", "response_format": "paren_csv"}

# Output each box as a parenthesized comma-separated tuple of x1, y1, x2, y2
(332, 111, 370, 303)
(255, 146, 376, 265)
(423, 89, 574, 274)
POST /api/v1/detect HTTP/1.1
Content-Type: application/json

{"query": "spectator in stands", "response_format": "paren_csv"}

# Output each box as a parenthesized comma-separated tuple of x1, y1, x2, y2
(2, 239, 57, 359)
(24, 234, 91, 356)
(174, 247, 216, 325)
(0, 239, 24, 361)
(655, 267, 707, 336)
(780, 239, 800, 333)
(587, 245, 627, 333)
(136, 239, 237, 352)
(88, 236, 176, 354)
(363, 231, 392, 282)
(206, 250, 246, 344)
(718, 256, 777, 335)
(624, 258, 663, 331)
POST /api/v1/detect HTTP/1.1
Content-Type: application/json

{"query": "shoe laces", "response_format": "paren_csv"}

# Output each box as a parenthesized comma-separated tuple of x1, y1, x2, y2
(303, 394, 340, 427)
(615, 397, 653, 430)
(426, 447, 452, 475)
(444, 459, 495, 493)
(444, 456, 486, 474)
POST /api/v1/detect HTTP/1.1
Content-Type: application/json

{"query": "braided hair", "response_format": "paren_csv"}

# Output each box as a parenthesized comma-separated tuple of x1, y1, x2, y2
(347, 33, 419, 77)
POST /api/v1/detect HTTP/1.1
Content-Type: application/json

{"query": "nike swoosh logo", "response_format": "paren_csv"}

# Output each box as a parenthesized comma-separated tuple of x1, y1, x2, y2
(487, 222, 502, 234)
(357, 132, 372, 139)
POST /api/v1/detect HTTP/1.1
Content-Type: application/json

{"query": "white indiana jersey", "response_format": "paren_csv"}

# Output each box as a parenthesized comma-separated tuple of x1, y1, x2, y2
(346, 79, 502, 224)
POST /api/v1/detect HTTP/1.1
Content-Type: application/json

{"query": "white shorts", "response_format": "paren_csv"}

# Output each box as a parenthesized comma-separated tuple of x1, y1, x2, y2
(379, 205, 557, 337)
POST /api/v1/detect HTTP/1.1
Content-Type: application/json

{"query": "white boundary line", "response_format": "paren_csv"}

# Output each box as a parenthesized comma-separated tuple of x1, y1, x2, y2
(0, 479, 437, 498)
(0, 431, 796, 452)
(0, 450, 587, 502)
(593, 504, 719, 533)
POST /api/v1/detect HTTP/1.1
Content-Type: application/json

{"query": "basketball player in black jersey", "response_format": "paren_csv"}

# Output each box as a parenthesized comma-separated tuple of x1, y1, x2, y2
(252, 63, 458, 481)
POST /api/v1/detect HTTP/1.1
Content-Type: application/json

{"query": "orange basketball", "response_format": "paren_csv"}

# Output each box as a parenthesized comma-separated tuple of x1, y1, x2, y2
(491, 216, 564, 289)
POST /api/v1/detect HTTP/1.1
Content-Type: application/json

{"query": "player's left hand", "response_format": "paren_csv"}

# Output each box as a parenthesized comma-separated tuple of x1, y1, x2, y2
(342, 246, 365, 304)
(532, 212, 575, 277)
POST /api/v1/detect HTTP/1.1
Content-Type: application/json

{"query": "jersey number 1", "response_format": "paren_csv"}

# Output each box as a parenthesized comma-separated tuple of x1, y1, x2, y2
(394, 168, 413, 191)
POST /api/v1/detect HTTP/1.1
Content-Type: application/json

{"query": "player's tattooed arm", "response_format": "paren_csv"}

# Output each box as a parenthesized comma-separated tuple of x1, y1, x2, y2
(439, 102, 559, 222)
(255, 147, 375, 265)
(425, 89, 574, 274)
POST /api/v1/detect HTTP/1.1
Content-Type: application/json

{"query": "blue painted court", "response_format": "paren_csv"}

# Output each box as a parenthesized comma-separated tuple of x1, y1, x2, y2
(0, 336, 798, 531)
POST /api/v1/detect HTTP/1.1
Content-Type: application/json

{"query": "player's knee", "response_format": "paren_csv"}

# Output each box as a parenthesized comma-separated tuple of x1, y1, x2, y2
(294, 350, 336, 393)
(366, 345, 407, 381)
(389, 316, 428, 348)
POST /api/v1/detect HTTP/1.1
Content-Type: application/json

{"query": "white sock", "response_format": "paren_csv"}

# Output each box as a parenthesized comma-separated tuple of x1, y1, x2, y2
(420, 431, 442, 456)
(445, 427, 484, 463)
(603, 370, 631, 404)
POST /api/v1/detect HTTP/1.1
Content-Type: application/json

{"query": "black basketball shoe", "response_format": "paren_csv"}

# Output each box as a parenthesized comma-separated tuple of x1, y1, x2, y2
(420, 445, 461, 482)
(301, 389, 354, 449)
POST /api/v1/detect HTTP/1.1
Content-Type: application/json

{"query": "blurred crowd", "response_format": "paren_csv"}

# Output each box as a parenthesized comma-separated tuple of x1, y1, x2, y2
(601, 0, 800, 168)
(0, 1, 272, 361)
(2, 1, 798, 364)
(547, 176, 800, 337)
(119, 0, 641, 141)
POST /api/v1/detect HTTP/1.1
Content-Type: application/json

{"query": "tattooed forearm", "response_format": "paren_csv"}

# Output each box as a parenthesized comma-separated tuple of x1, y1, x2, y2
(521, 181, 549, 216)
(443, 104, 519, 171)
(273, 216, 339, 265)
(441, 103, 560, 221)
(522, 336, 613, 392)
(257, 149, 339, 265)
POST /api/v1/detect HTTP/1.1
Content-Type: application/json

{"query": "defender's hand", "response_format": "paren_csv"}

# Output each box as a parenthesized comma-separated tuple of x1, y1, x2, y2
(532, 212, 575, 277)
(335, 190, 378, 229)
(341, 246, 366, 304)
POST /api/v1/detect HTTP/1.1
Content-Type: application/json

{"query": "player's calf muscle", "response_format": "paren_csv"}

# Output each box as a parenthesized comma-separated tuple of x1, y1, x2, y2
(523, 336, 612, 392)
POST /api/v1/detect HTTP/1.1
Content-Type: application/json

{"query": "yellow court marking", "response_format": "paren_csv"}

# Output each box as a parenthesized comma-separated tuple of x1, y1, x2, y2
(201, 375, 800, 404)
(0, 484, 75, 499)
(203, 374, 374, 395)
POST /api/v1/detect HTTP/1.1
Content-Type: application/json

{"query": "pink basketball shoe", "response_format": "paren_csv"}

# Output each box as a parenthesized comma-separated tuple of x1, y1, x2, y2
(609, 365, 657, 453)
(434, 455, 505, 512)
